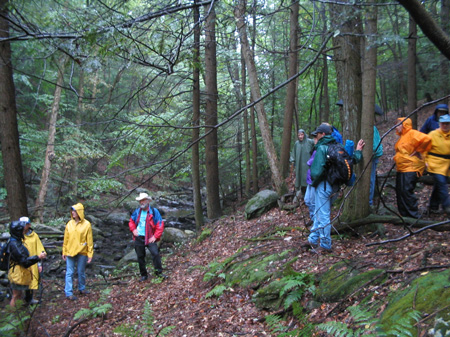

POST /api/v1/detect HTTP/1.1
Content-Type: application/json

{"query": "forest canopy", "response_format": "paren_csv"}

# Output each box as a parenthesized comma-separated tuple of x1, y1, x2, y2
(0, 0, 449, 222)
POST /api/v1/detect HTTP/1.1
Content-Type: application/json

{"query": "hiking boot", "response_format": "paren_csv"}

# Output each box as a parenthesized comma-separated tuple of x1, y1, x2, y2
(79, 290, 90, 295)
(139, 275, 148, 282)
(66, 295, 77, 301)
(445, 206, 450, 215)
(318, 246, 333, 254)
(429, 208, 441, 214)
(300, 242, 318, 250)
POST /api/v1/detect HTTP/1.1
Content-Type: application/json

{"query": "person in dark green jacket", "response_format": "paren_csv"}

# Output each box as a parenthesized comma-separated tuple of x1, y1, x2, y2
(308, 123, 365, 252)
(290, 129, 314, 199)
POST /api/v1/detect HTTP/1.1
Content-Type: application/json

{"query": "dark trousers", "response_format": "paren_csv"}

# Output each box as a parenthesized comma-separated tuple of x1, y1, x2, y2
(396, 172, 419, 218)
(134, 236, 162, 276)
(430, 173, 450, 210)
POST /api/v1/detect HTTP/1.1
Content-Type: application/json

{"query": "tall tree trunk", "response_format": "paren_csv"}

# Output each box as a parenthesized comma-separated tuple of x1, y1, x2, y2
(357, 0, 378, 220)
(242, 49, 251, 196)
(441, 0, 450, 97)
(34, 55, 68, 223)
(204, 3, 222, 219)
(0, 0, 28, 221)
(250, 105, 258, 193)
(192, 0, 204, 230)
(408, 16, 418, 128)
(280, 0, 299, 178)
(235, 1, 286, 195)
(321, 56, 330, 123)
(331, 1, 364, 222)
(331, 2, 363, 141)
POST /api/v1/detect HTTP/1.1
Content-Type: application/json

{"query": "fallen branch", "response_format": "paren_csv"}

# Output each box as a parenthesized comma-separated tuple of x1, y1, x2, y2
(386, 264, 450, 274)
(367, 219, 450, 246)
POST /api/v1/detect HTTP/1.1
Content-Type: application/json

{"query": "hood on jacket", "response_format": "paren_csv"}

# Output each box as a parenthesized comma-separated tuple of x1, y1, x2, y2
(71, 203, 85, 221)
(9, 220, 26, 240)
(434, 104, 449, 117)
(396, 117, 412, 136)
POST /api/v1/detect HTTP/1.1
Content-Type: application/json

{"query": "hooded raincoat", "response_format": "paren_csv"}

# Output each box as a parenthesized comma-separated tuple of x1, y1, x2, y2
(24, 229, 46, 290)
(394, 118, 432, 218)
(394, 118, 432, 175)
(425, 128, 450, 176)
(290, 130, 314, 190)
(62, 203, 94, 259)
(8, 221, 40, 286)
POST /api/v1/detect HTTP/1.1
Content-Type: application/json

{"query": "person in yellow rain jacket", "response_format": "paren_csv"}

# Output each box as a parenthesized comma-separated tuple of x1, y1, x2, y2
(425, 114, 450, 214)
(21, 217, 46, 305)
(394, 117, 432, 218)
(62, 203, 94, 301)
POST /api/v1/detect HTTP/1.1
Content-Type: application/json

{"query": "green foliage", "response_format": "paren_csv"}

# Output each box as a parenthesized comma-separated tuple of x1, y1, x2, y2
(74, 289, 113, 320)
(113, 300, 175, 336)
(279, 272, 316, 310)
(265, 302, 315, 337)
(205, 285, 227, 298)
(77, 174, 125, 200)
(0, 307, 30, 337)
(316, 305, 421, 337)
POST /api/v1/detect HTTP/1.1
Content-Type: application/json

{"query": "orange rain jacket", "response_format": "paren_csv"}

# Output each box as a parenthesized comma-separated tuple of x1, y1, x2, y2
(394, 118, 432, 174)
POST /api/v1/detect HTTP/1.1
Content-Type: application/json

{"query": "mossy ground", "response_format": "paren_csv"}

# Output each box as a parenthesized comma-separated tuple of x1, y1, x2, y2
(379, 269, 450, 336)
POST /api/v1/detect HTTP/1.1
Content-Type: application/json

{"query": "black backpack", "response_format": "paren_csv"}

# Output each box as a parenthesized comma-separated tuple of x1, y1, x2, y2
(0, 239, 10, 271)
(325, 142, 354, 186)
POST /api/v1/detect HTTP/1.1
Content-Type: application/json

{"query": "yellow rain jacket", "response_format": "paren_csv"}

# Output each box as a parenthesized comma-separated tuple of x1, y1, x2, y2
(394, 118, 432, 174)
(62, 203, 94, 258)
(24, 230, 46, 290)
(426, 128, 450, 176)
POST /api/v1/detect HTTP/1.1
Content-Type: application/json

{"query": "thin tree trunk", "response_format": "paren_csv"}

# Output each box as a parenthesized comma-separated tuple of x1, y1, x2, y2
(34, 55, 68, 223)
(242, 48, 251, 197)
(0, 0, 28, 220)
(280, 0, 299, 178)
(204, 2, 222, 219)
(67, 68, 84, 199)
(235, 0, 286, 195)
(407, 16, 418, 128)
(192, 0, 204, 230)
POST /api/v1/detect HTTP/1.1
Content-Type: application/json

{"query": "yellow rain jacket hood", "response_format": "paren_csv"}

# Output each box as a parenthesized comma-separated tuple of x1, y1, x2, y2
(394, 118, 432, 174)
(426, 127, 450, 176)
(62, 203, 94, 258)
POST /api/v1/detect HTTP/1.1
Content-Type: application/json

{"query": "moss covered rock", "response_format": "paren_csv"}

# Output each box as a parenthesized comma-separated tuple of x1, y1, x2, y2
(315, 259, 386, 302)
(379, 269, 450, 336)
(225, 250, 291, 289)
(244, 190, 279, 219)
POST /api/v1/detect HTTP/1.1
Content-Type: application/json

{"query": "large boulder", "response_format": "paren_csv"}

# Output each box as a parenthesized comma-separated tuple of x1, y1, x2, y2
(245, 190, 279, 219)
(162, 227, 195, 244)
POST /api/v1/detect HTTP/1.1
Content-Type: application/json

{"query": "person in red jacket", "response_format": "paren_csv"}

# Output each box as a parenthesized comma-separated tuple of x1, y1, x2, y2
(129, 192, 165, 281)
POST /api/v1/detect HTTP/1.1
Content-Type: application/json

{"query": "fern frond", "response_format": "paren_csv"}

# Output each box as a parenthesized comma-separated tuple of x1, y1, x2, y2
(205, 284, 227, 298)
(283, 292, 302, 309)
(316, 321, 355, 337)
(158, 325, 176, 336)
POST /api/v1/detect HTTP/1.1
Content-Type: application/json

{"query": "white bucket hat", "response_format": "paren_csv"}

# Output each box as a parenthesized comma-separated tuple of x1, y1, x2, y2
(19, 216, 30, 223)
(136, 192, 152, 201)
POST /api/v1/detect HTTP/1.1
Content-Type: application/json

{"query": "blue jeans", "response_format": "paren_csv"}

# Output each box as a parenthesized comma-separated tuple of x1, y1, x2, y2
(65, 254, 88, 297)
(308, 180, 332, 250)
(304, 185, 316, 221)
(430, 173, 450, 210)
(369, 157, 379, 205)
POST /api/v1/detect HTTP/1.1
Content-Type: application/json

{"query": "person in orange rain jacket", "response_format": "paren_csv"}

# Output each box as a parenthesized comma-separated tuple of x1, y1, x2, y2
(425, 114, 450, 214)
(394, 117, 432, 218)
